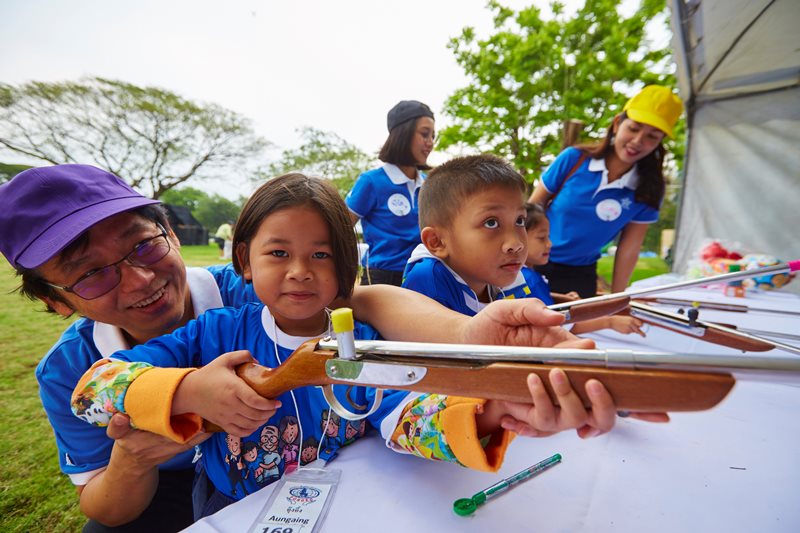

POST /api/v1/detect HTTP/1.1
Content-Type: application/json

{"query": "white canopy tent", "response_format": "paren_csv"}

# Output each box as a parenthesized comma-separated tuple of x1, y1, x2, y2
(669, 0, 800, 287)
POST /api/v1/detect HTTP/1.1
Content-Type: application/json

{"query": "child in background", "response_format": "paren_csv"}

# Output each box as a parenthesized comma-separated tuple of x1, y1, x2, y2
(72, 173, 618, 517)
(403, 154, 549, 315)
(524, 202, 645, 336)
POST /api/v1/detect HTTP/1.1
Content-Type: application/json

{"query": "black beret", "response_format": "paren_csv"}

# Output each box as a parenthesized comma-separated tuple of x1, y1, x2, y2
(386, 100, 434, 131)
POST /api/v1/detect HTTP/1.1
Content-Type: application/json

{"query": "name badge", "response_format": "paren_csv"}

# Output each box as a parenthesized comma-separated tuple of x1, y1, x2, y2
(249, 467, 341, 533)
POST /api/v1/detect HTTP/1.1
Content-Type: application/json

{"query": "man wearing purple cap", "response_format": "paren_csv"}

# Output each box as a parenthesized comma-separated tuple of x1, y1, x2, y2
(0, 165, 624, 530)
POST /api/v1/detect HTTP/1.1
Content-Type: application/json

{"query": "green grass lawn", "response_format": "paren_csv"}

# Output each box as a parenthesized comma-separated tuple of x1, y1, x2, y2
(0, 245, 666, 531)
(597, 255, 669, 286)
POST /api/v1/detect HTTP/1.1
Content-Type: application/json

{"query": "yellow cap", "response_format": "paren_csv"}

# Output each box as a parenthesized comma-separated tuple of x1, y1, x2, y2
(622, 85, 684, 138)
(331, 307, 354, 334)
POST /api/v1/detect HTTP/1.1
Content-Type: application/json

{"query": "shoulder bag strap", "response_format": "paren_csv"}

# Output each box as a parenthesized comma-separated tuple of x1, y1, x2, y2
(547, 151, 589, 206)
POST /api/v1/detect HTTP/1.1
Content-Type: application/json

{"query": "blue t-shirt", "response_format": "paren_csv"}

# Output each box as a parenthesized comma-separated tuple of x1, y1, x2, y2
(109, 303, 409, 501)
(542, 147, 659, 266)
(35, 264, 258, 484)
(522, 266, 554, 306)
(346, 164, 423, 271)
(402, 245, 542, 316)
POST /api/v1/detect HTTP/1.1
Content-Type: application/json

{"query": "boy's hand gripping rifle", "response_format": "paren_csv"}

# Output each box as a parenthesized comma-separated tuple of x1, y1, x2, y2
(205, 336, 800, 431)
(547, 260, 800, 323)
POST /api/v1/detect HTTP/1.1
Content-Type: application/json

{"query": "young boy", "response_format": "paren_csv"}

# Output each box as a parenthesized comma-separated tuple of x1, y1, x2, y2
(403, 154, 545, 315)
(403, 155, 645, 337)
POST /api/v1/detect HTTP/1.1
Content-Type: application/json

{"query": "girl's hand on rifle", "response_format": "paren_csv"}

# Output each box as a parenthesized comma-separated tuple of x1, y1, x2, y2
(477, 369, 616, 439)
(175, 350, 282, 437)
(477, 368, 669, 440)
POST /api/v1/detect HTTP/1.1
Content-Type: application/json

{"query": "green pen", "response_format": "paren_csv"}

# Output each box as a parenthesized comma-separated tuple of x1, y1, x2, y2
(453, 453, 562, 516)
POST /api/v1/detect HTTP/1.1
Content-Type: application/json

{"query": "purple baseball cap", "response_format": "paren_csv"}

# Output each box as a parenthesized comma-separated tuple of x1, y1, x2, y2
(0, 164, 159, 269)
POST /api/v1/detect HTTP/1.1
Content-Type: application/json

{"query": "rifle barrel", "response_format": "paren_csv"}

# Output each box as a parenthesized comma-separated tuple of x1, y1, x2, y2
(548, 261, 799, 313)
(316, 339, 800, 381)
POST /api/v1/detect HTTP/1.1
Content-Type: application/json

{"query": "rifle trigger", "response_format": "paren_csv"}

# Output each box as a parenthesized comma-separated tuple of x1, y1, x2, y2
(321, 385, 384, 421)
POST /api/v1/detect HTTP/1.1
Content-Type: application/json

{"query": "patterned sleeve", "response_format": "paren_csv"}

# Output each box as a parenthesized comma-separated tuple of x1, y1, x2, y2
(389, 394, 514, 473)
(71, 359, 154, 427)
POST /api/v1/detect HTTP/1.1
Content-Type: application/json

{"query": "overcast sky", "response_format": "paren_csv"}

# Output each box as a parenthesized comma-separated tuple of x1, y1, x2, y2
(0, 0, 649, 197)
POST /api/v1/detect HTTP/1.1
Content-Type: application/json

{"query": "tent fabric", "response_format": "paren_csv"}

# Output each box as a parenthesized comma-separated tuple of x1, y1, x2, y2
(669, 0, 800, 289)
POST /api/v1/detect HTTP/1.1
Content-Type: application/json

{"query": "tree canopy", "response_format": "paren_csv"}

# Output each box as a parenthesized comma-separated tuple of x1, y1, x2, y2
(264, 127, 375, 197)
(439, 0, 679, 180)
(160, 186, 244, 232)
(0, 77, 269, 198)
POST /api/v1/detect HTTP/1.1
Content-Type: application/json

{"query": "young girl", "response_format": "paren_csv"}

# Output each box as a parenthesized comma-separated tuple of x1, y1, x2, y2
(346, 100, 435, 286)
(528, 85, 683, 297)
(72, 173, 618, 518)
(524, 203, 645, 337)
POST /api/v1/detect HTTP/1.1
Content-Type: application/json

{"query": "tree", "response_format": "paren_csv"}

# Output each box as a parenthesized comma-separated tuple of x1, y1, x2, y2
(264, 127, 375, 197)
(0, 77, 269, 198)
(193, 193, 244, 233)
(0, 162, 31, 184)
(161, 186, 244, 232)
(160, 186, 210, 212)
(439, 0, 678, 182)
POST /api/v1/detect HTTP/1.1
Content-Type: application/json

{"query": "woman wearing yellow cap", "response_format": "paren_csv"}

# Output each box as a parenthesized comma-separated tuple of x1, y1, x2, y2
(527, 85, 684, 297)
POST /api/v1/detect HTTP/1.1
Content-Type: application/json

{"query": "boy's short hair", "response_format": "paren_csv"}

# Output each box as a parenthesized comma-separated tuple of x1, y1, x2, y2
(419, 154, 526, 228)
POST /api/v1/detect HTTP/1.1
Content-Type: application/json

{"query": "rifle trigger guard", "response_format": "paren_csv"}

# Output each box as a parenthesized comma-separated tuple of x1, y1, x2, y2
(321, 385, 384, 421)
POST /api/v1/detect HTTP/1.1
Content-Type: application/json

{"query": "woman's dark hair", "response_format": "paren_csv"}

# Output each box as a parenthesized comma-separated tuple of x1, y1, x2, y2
(233, 173, 359, 299)
(378, 117, 432, 170)
(18, 205, 171, 314)
(574, 112, 666, 209)
(524, 202, 547, 231)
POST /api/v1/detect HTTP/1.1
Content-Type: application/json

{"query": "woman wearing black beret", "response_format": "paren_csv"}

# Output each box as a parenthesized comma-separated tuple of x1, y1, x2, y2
(345, 100, 436, 286)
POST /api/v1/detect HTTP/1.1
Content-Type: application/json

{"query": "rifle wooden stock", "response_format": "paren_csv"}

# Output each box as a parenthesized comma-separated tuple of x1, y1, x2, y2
(203, 340, 735, 432)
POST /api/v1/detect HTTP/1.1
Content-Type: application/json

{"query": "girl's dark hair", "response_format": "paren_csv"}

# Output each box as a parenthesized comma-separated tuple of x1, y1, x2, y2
(524, 202, 547, 231)
(574, 112, 666, 209)
(233, 173, 358, 299)
(378, 117, 432, 170)
(18, 204, 171, 314)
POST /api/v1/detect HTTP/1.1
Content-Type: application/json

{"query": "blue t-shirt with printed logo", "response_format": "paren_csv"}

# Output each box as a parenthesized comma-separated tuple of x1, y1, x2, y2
(346, 165, 423, 271)
(542, 147, 659, 266)
(105, 303, 409, 501)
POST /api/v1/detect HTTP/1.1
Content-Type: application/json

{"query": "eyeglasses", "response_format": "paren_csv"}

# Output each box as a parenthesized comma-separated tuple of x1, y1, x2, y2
(43, 224, 171, 300)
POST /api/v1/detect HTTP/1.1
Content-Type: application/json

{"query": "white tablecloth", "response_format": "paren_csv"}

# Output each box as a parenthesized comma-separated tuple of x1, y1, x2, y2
(185, 285, 800, 532)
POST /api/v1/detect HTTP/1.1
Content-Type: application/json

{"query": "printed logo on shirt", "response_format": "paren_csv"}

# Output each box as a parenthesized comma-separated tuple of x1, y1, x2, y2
(595, 198, 622, 221)
(387, 193, 412, 216)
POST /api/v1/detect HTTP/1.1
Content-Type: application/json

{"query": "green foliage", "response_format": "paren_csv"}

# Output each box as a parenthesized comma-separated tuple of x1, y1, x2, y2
(161, 187, 244, 232)
(160, 186, 209, 212)
(193, 193, 245, 233)
(264, 127, 376, 197)
(0, 77, 270, 198)
(0, 162, 31, 184)
(440, 0, 679, 181)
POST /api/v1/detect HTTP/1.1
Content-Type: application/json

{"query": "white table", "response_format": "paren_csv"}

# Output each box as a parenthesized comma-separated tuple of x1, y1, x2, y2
(186, 286, 800, 532)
